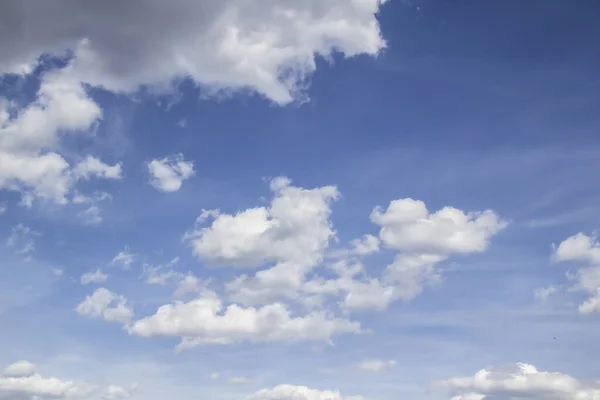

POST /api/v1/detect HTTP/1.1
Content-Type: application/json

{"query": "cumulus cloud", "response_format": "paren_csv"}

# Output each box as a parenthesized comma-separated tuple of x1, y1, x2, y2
(2, 361, 36, 378)
(553, 232, 600, 314)
(80, 269, 108, 285)
(127, 290, 360, 351)
(103, 384, 138, 400)
(0, 0, 386, 104)
(0, 67, 121, 205)
(439, 362, 600, 400)
(0, 361, 96, 400)
(147, 154, 195, 192)
(246, 384, 365, 400)
(75, 288, 133, 324)
(357, 359, 396, 372)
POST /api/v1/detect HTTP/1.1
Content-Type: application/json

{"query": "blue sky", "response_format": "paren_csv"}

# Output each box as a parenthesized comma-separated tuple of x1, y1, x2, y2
(1, 1, 600, 399)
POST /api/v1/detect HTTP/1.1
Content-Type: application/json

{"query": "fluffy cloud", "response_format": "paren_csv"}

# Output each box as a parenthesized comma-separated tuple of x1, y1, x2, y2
(103, 384, 138, 400)
(127, 290, 360, 351)
(187, 177, 339, 268)
(246, 385, 364, 400)
(553, 232, 600, 314)
(0, 361, 96, 400)
(75, 288, 133, 324)
(439, 362, 600, 400)
(357, 359, 396, 372)
(370, 198, 507, 255)
(0, 67, 121, 205)
(0, 0, 386, 104)
(2, 361, 36, 378)
(80, 269, 108, 285)
(147, 154, 195, 192)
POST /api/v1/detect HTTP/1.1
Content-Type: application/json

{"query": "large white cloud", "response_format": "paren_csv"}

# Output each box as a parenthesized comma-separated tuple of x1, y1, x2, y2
(246, 384, 364, 400)
(127, 289, 361, 351)
(0, 0, 387, 104)
(553, 232, 600, 314)
(439, 362, 600, 400)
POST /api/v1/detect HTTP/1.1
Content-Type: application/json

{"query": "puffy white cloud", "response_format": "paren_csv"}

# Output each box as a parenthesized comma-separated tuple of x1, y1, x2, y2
(127, 290, 360, 351)
(2, 361, 36, 378)
(357, 359, 396, 372)
(371, 198, 507, 255)
(73, 156, 123, 181)
(80, 269, 108, 285)
(246, 384, 365, 400)
(75, 288, 133, 324)
(187, 177, 339, 268)
(147, 154, 194, 192)
(553, 233, 600, 314)
(0, 361, 96, 400)
(439, 362, 600, 400)
(0, 0, 386, 104)
(0, 67, 121, 205)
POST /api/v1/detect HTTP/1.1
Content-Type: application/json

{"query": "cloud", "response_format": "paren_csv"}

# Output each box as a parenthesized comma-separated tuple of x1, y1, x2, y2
(6, 223, 37, 257)
(80, 269, 108, 285)
(0, 0, 386, 104)
(147, 154, 195, 192)
(357, 359, 396, 372)
(111, 248, 135, 270)
(553, 232, 600, 314)
(0, 66, 121, 205)
(0, 361, 97, 400)
(187, 177, 339, 268)
(439, 362, 600, 400)
(103, 384, 138, 400)
(246, 384, 365, 400)
(2, 361, 36, 378)
(127, 290, 361, 351)
(75, 288, 133, 324)
(72, 191, 113, 224)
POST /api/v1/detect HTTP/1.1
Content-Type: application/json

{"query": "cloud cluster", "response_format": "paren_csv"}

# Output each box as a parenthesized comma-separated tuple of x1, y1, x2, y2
(0, 67, 122, 206)
(0, 0, 386, 104)
(440, 362, 600, 400)
(553, 232, 600, 314)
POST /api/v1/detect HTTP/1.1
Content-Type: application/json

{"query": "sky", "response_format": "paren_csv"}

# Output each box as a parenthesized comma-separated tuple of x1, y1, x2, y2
(1, 1, 600, 399)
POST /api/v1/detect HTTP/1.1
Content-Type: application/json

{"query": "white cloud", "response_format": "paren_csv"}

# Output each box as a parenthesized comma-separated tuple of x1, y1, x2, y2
(75, 288, 133, 324)
(0, 67, 121, 205)
(534, 285, 560, 302)
(439, 362, 600, 400)
(127, 290, 360, 351)
(173, 274, 204, 298)
(6, 223, 37, 257)
(357, 359, 396, 372)
(2, 361, 36, 378)
(187, 177, 339, 268)
(370, 198, 507, 255)
(246, 385, 365, 400)
(0, 202, 6, 214)
(350, 234, 380, 256)
(147, 154, 195, 192)
(553, 233, 600, 314)
(208, 373, 220, 380)
(103, 384, 138, 400)
(111, 248, 135, 270)
(72, 192, 112, 225)
(0, 361, 97, 400)
(0, 1, 386, 104)
(80, 269, 108, 285)
(73, 156, 123, 181)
